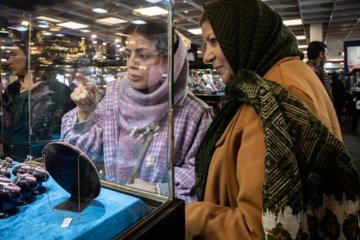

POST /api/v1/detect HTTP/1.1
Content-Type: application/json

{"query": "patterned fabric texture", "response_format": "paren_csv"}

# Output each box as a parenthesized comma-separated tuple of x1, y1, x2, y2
(195, 0, 360, 238)
(61, 33, 213, 204)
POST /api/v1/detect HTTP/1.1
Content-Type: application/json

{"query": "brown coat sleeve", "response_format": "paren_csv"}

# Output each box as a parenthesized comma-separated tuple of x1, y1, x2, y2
(186, 104, 265, 239)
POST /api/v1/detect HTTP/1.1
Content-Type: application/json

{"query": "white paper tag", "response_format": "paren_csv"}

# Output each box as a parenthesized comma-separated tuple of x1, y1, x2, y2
(61, 217, 72, 228)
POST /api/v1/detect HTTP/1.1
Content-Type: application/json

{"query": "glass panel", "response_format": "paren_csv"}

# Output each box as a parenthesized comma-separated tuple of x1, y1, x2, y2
(0, 0, 174, 202)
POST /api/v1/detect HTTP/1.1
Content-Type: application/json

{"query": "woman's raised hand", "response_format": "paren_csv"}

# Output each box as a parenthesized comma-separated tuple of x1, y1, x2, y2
(70, 73, 99, 122)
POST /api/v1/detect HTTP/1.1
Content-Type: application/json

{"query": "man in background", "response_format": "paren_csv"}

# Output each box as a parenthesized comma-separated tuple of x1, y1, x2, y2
(306, 41, 334, 104)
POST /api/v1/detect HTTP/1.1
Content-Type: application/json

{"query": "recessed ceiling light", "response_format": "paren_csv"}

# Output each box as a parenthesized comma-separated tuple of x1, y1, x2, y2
(91, 34, 97, 38)
(92, 8, 108, 14)
(296, 35, 306, 40)
(36, 16, 63, 23)
(38, 24, 49, 28)
(42, 32, 52, 35)
(187, 28, 202, 35)
(133, 6, 168, 16)
(55, 33, 65, 37)
(283, 19, 302, 26)
(95, 17, 127, 26)
(298, 45, 307, 49)
(132, 20, 146, 25)
(80, 29, 91, 32)
(21, 21, 29, 26)
(146, 0, 161, 3)
(57, 22, 89, 29)
(9, 25, 28, 32)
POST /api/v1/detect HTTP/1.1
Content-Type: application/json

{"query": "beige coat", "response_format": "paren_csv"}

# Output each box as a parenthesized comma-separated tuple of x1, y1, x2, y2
(185, 56, 341, 239)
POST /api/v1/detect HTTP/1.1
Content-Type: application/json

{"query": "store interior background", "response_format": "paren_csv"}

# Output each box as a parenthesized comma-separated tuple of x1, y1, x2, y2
(0, 0, 359, 169)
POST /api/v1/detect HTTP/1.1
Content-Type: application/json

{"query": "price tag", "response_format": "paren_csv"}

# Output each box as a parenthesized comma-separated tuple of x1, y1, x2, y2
(61, 217, 72, 228)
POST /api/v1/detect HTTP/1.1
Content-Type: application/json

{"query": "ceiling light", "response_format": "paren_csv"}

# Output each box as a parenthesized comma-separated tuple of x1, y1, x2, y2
(133, 6, 167, 16)
(187, 28, 202, 35)
(36, 16, 63, 23)
(57, 22, 89, 29)
(42, 32, 52, 35)
(146, 0, 161, 3)
(115, 39, 120, 42)
(283, 19, 302, 26)
(102, 42, 107, 45)
(9, 25, 28, 32)
(95, 17, 127, 26)
(197, 51, 202, 53)
(80, 29, 91, 32)
(93, 41, 97, 44)
(38, 24, 49, 28)
(91, 34, 97, 38)
(21, 21, 29, 26)
(55, 33, 65, 37)
(298, 45, 307, 49)
(92, 8, 108, 14)
(296, 35, 306, 40)
(132, 20, 146, 25)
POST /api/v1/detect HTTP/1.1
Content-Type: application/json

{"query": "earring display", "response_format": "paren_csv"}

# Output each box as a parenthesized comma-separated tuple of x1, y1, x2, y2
(0, 175, 21, 219)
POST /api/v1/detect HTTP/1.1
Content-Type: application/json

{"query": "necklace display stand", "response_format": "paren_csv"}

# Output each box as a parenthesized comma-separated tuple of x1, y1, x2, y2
(42, 142, 100, 213)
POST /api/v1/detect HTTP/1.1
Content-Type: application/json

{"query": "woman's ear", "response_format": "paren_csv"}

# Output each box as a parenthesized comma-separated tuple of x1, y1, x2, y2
(147, 54, 168, 93)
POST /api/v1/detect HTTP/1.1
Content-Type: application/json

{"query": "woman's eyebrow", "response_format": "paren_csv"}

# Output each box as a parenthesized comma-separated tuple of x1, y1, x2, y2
(124, 48, 148, 54)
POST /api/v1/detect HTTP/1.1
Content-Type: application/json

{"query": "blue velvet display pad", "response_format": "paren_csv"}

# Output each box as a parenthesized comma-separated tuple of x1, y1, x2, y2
(0, 165, 152, 240)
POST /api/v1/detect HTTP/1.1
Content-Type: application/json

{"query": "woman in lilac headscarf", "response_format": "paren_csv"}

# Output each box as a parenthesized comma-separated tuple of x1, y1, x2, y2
(61, 20, 213, 203)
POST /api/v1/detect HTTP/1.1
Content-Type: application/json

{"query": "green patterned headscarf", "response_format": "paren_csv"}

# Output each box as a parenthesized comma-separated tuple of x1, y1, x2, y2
(195, 0, 360, 238)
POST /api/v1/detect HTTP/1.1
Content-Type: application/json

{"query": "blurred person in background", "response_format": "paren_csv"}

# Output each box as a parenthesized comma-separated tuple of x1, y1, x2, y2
(307, 41, 334, 104)
(3, 39, 75, 161)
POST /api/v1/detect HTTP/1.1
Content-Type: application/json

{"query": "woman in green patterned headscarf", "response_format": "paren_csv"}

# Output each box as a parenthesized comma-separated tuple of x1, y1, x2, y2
(185, 0, 360, 239)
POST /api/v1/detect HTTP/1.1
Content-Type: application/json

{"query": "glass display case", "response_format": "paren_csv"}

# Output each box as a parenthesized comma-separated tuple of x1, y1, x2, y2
(0, 0, 184, 239)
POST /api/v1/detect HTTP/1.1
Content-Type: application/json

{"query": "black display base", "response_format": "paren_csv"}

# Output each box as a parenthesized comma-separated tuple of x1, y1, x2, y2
(54, 196, 91, 213)
(15, 192, 37, 206)
(32, 185, 48, 196)
(0, 201, 19, 219)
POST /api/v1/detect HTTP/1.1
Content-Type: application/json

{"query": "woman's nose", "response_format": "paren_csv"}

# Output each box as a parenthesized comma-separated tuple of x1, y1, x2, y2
(203, 48, 214, 64)
(128, 55, 140, 69)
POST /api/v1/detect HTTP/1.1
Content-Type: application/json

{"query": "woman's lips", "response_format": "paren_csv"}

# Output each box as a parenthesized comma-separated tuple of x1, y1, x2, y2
(130, 74, 141, 82)
(214, 66, 222, 74)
